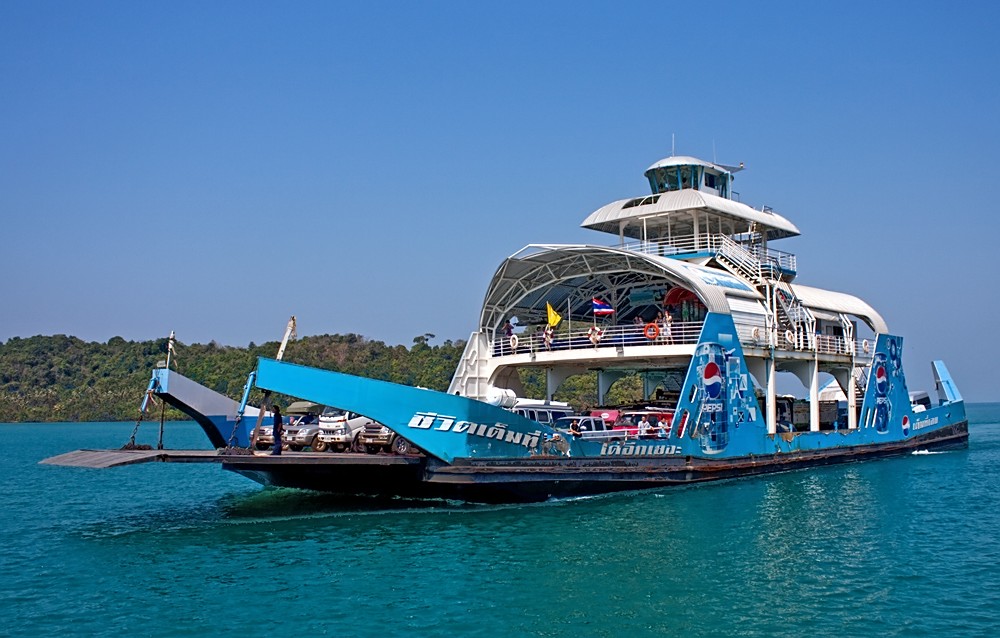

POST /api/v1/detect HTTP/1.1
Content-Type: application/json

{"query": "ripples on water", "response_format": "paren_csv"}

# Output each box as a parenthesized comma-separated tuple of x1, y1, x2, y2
(1, 406, 999, 637)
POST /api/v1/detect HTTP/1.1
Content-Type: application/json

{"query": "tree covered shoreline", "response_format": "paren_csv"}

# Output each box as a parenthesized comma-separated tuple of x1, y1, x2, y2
(0, 333, 640, 423)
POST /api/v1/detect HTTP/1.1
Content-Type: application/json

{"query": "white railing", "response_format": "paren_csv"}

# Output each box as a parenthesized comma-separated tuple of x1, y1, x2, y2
(497, 321, 873, 361)
(734, 324, 874, 361)
(717, 234, 762, 282)
(492, 321, 704, 357)
(621, 233, 796, 276)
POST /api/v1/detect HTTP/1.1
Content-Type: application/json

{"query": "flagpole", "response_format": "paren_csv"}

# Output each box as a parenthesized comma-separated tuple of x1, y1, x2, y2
(567, 296, 571, 337)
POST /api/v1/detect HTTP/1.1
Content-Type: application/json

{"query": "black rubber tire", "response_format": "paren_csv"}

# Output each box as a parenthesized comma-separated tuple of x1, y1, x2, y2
(392, 436, 412, 455)
(312, 437, 328, 453)
(288, 444, 302, 452)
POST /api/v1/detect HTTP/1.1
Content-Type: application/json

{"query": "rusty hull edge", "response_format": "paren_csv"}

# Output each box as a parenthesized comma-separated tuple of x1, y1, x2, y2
(221, 422, 968, 504)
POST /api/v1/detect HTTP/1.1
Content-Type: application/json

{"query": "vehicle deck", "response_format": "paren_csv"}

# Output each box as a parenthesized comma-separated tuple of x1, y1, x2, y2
(40, 449, 423, 469)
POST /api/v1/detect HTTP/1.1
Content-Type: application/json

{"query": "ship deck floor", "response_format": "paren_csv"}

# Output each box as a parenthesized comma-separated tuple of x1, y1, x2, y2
(40, 449, 423, 469)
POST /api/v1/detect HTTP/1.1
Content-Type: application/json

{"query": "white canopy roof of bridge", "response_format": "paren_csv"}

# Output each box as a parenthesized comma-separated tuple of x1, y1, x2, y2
(581, 189, 801, 241)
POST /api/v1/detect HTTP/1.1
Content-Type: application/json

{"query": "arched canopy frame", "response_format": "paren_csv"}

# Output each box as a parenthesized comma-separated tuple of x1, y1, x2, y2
(479, 244, 757, 337)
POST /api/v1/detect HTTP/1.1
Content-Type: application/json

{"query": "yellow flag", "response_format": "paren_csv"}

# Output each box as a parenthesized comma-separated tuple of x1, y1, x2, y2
(546, 302, 562, 328)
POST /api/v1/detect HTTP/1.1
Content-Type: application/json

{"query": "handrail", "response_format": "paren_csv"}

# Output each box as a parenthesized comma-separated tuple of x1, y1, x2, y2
(717, 234, 762, 282)
(494, 321, 873, 362)
(492, 321, 704, 356)
(620, 233, 796, 274)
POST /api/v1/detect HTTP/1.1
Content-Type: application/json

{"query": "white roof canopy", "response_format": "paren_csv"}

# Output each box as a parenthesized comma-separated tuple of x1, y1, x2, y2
(581, 189, 800, 241)
(480, 245, 758, 334)
(788, 282, 888, 333)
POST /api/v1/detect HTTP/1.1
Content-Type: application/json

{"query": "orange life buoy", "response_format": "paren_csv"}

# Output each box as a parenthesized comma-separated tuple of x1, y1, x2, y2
(644, 323, 660, 340)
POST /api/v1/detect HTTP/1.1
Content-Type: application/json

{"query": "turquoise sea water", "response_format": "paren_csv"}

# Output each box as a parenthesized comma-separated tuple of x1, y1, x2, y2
(2, 405, 999, 638)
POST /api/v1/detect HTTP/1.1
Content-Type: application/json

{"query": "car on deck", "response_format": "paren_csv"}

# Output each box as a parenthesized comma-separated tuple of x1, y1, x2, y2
(316, 408, 372, 452)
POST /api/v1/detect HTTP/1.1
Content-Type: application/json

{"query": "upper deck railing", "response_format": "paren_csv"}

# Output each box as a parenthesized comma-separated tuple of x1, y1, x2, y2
(493, 321, 703, 357)
(492, 320, 871, 361)
(620, 233, 797, 277)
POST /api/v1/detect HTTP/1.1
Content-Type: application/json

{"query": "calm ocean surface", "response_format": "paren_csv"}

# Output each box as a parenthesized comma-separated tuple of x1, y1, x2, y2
(2, 404, 999, 638)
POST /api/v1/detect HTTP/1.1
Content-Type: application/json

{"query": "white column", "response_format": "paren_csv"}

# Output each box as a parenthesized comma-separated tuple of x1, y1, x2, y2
(847, 368, 858, 430)
(597, 370, 610, 406)
(766, 357, 777, 435)
(809, 357, 820, 432)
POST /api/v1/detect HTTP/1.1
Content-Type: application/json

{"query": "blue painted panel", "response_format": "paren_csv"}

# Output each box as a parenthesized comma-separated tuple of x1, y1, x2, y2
(254, 358, 564, 463)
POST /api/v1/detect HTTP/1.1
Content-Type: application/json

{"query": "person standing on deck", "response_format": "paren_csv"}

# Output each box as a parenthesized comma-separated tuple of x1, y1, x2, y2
(638, 415, 651, 437)
(271, 405, 284, 456)
(662, 310, 673, 344)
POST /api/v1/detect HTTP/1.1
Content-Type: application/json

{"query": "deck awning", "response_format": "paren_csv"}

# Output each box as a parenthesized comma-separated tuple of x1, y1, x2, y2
(581, 189, 800, 240)
(479, 244, 761, 334)
(789, 283, 888, 333)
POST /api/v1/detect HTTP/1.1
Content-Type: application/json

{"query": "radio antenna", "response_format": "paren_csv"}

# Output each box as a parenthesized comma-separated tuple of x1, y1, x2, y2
(671, 133, 675, 157)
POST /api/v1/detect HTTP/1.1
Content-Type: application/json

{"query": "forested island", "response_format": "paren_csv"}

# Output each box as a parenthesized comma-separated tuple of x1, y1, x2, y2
(0, 333, 641, 422)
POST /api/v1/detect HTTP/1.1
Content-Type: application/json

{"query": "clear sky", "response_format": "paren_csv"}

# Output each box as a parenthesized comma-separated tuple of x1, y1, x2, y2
(2, 1, 997, 402)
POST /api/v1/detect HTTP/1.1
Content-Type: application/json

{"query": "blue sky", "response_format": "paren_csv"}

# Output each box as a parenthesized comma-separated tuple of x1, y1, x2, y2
(2, 1, 997, 401)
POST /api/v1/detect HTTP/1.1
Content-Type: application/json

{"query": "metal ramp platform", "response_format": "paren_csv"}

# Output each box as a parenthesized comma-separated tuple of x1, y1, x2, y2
(40, 449, 424, 469)
(40, 449, 222, 469)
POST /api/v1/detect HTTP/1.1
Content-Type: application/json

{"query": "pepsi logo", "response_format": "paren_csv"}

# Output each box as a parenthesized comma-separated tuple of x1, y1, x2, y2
(703, 361, 723, 399)
(902, 415, 910, 435)
(875, 365, 888, 395)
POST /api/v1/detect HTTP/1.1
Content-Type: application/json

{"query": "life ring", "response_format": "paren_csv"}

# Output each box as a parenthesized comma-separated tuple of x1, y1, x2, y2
(509, 335, 519, 350)
(751, 326, 761, 341)
(862, 339, 870, 354)
(588, 326, 604, 345)
(644, 323, 660, 340)
(784, 330, 795, 345)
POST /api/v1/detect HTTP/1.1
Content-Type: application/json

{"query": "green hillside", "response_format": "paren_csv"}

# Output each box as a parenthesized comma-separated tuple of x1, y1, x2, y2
(0, 333, 644, 423)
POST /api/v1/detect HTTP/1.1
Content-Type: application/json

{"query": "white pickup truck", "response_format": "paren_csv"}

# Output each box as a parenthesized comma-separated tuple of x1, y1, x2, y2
(315, 407, 373, 452)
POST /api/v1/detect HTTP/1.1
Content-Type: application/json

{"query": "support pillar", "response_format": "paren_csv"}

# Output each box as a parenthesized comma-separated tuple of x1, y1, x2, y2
(545, 367, 574, 404)
(847, 368, 858, 430)
(597, 370, 610, 406)
(766, 356, 777, 435)
(809, 358, 819, 432)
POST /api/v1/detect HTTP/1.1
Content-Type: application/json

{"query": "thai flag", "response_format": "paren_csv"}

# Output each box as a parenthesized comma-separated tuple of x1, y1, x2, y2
(592, 298, 615, 316)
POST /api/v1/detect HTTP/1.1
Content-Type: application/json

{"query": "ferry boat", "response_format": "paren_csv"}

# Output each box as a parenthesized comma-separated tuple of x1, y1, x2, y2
(71, 155, 970, 502)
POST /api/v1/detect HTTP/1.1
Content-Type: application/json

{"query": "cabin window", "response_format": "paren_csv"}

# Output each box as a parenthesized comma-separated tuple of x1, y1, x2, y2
(704, 173, 717, 189)
(623, 195, 660, 209)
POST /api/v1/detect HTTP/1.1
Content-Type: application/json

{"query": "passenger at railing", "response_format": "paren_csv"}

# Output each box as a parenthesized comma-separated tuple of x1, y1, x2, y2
(661, 311, 673, 344)
(629, 315, 645, 344)
(653, 420, 668, 438)
(637, 415, 652, 437)
(503, 320, 514, 338)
